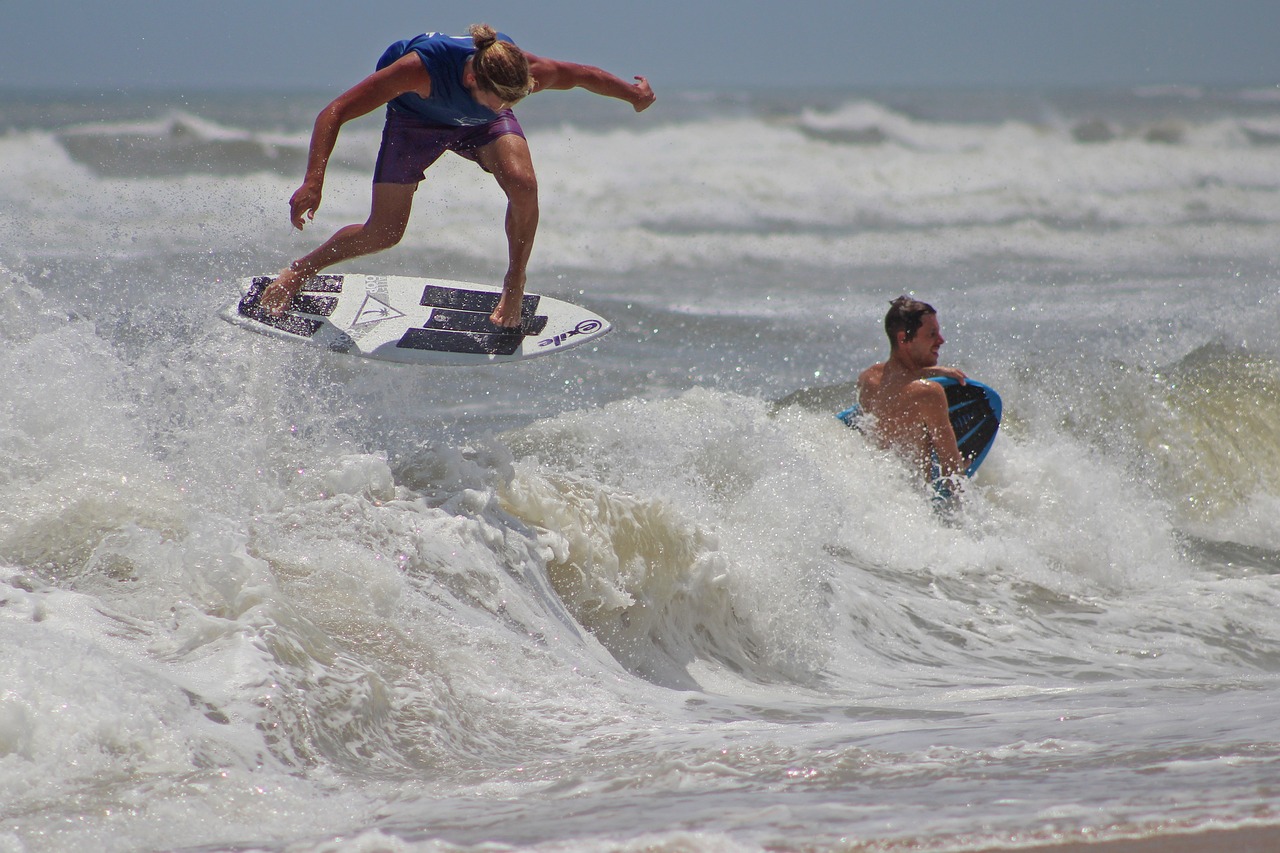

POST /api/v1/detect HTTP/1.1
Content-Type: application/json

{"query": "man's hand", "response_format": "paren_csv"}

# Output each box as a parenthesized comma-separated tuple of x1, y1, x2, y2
(259, 266, 305, 317)
(630, 76, 655, 112)
(289, 180, 323, 230)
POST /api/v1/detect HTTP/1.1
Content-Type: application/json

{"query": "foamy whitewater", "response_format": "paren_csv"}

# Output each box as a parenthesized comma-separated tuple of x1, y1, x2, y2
(2, 84, 1280, 852)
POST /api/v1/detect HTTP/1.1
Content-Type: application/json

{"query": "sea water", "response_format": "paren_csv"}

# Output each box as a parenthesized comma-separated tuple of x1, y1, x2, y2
(1, 84, 1279, 852)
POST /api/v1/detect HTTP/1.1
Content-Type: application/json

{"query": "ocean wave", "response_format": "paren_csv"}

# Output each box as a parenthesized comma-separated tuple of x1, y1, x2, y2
(981, 340, 1280, 552)
(791, 96, 1280, 151)
(1, 95, 1276, 276)
(55, 110, 308, 177)
(1150, 345, 1280, 528)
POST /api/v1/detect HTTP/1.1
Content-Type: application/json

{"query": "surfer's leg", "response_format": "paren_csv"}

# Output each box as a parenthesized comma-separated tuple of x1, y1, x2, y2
(475, 134, 539, 327)
(260, 182, 417, 316)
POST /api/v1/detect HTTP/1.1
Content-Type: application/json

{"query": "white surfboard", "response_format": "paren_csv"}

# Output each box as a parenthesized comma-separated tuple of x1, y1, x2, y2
(218, 273, 611, 366)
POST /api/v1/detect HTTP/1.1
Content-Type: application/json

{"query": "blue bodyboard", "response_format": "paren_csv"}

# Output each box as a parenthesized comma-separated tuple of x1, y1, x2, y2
(836, 377, 1002, 478)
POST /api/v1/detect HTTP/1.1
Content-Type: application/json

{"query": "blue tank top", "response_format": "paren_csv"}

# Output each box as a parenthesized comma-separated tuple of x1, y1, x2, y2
(376, 32, 516, 127)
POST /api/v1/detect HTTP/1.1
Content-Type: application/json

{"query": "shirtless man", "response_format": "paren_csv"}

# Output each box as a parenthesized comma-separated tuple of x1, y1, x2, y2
(856, 296, 967, 486)
(258, 24, 654, 327)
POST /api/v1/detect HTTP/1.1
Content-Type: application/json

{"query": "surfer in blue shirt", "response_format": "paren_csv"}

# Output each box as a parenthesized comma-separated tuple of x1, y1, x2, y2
(856, 297, 967, 486)
(259, 24, 655, 327)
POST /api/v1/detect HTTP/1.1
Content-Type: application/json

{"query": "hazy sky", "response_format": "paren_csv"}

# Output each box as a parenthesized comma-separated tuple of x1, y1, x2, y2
(5, 0, 1280, 92)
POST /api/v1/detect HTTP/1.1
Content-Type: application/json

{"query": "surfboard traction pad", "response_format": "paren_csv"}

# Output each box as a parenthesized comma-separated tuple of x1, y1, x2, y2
(237, 274, 551, 356)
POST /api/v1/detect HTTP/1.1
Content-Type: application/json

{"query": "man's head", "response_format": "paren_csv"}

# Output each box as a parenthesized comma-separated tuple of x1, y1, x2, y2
(884, 296, 936, 345)
(884, 295, 944, 367)
(469, 24, 533, 108)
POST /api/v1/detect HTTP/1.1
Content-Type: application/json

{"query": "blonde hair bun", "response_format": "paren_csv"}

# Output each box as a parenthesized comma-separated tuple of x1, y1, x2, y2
(468, 23, 498, 51)
(468, 23, 533, 104)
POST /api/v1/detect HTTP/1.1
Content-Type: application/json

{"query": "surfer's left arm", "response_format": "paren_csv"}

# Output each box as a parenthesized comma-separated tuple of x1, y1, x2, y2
(525, 55, 655, 112)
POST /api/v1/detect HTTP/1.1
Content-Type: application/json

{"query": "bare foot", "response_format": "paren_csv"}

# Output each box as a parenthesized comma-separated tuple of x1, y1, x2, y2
(489, 295, 524, 329)
(490, 279, 525, 329)
(259, 266, 307, 316)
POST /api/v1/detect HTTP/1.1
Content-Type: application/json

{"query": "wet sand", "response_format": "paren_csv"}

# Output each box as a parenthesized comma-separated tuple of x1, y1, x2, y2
(970, 823, 1280, 853)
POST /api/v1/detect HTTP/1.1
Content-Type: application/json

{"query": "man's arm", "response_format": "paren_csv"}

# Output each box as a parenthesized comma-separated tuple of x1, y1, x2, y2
(918, 381, 964, 481)
(289, 55, 431, 229)
(525, 54, 655, 111)
(922, 365, 967, 384)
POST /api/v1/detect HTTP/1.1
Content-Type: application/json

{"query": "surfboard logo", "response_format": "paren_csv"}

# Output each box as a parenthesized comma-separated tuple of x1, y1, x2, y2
(539, 318, 602, 348)
(327, 332, 356, 354)
(353, 294, 405, 326)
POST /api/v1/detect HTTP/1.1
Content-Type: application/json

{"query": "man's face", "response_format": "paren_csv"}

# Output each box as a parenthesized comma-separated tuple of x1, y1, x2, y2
(903, 313, 945, 367)
(462, 61, 511, 112)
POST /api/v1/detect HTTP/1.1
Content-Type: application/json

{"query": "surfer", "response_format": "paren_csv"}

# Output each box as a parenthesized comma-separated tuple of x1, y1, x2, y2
(259, 24, 655, 327)
(856, 296, 967, 486)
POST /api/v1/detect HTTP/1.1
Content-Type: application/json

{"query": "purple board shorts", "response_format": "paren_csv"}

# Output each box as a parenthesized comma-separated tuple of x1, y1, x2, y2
(373, 108, 526, 184)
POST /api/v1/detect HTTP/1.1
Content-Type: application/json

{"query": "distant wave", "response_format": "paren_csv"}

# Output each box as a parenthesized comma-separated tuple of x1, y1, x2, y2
(7, 91, 1278, 277)
(791, 97, 1280, 149)
(55, 111, 308, 177)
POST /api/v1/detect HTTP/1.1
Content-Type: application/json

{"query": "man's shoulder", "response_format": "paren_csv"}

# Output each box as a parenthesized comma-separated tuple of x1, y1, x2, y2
(380, 33, 463, 72)
(907, 376, 946, 395)
(411, 31, 516, 49)
(857, 362, 886, 385)
(904, 378, 949, 412)
(878, 375, 944, 407)
(417, 32, 472, 46)
(399, 33, 475, 63)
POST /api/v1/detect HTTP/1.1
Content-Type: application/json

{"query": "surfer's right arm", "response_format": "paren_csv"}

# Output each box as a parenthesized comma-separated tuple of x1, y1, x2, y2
(922, 365, 967, 384)
(918, 381, 964, 483)
(289, 55, 433, 230)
